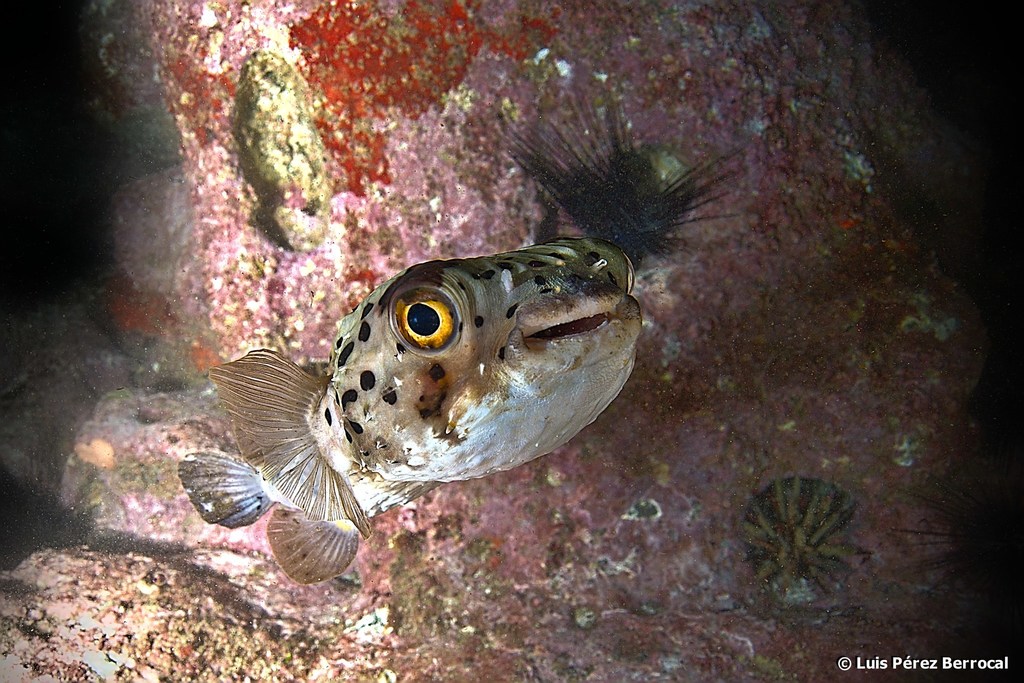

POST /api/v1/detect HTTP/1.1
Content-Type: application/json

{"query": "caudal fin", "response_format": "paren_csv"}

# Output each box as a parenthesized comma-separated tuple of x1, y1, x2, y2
(208, 349, 371, 537)
(178, 450, 271, 528)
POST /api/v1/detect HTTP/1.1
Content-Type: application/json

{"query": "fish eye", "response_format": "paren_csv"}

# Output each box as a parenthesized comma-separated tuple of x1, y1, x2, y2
(407, 303, 441, 336)
(393, 290, 458, 351)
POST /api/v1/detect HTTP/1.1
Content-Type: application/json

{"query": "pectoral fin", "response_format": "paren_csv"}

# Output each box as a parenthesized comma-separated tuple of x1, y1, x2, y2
(209, 349, 371, 537)
(266, 506, 360, 584)
(178, 450, 271, 528)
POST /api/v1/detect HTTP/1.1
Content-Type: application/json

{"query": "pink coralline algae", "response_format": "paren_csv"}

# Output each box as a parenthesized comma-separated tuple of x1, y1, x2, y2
(113, 0, 562, 366)
(0, 0, 999, 680)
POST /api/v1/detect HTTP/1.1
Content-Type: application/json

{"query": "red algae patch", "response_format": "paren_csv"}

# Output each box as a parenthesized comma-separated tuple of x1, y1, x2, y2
(289, 0, 557, 194)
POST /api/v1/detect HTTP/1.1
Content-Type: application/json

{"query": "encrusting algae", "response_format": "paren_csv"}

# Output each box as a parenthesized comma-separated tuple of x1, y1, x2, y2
(233, 50, 332, 252)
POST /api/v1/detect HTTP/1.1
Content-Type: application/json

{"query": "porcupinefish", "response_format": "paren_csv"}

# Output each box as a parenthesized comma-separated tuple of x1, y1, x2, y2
(180, 96, 725, 584)
(180, 237, 641, 583)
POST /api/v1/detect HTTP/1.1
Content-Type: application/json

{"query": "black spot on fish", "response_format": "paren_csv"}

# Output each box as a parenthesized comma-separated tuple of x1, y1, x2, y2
(324, 408, 332, 426)
(361, 302, 375, 318)
(587, 250, 601, 263)
(498, 261, 514, 270)
(540, 287, 553, 294)
(396, 343, 406, 357)
(608, 272, 618, 286)
(419, 396, 446, 419)
(534, 275, 547, 286)
(338, 341, 355, 366)
(341, 389, 358, 409)
(335, 336, 344, 349)
(528, 260, 545, 268)
(348, 420, 364, 435)
(480, 269, 495, 280)
(382, 388, 398, 405)
(457, 281, 467, 292)
(429, 363, 445, 381)
(498, 346, 506, 360)
(358, 321, 371, 342)
(344, 429, 353, 443)
(474, 315, 484, 328)
(360, 370, 376, 391)
(506, 304, 519, 319)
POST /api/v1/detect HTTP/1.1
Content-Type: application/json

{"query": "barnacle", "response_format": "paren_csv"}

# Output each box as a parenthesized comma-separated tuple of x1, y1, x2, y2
(742, 476, 856, 602)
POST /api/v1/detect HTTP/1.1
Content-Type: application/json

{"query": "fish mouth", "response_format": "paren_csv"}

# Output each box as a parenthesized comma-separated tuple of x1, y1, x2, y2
(518, 286, 640, 348)
(527, 311, 611, 340)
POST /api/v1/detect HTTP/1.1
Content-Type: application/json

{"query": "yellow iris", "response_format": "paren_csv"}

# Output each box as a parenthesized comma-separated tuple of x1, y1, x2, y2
(395, 295, 457, 349)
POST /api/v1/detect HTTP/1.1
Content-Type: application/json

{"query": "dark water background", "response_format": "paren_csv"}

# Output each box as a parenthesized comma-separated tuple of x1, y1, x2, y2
(2, 3, 114, 303)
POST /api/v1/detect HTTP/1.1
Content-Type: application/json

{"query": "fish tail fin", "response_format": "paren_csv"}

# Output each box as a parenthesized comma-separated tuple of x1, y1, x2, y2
(266, 506, 360, 584)
(178, 451, 271, 528)
(208, 349, 371, 537)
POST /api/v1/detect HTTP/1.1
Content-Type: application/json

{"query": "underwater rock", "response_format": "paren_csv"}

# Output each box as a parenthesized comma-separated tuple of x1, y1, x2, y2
(110, 168, 195, 302)
(0, 298, 135, 493)
(0, 546, 387, 680)
(5, 0, 1000, 678)
(233, 50, 332, 252)
(57, 388, 244, 549)
(103, 0, 986, 370)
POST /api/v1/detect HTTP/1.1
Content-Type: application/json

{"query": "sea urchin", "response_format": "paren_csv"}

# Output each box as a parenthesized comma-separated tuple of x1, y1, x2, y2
(743, 476, 856, 602)
(509, 98, 728, 264)
(910, 452, 1024, 647)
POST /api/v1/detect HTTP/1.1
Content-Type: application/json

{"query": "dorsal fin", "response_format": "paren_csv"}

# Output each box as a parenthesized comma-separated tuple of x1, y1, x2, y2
(208, 349, 371, 537)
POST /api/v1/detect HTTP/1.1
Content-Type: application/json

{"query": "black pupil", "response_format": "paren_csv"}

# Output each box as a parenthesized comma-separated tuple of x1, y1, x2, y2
(408, 303, 441, 336)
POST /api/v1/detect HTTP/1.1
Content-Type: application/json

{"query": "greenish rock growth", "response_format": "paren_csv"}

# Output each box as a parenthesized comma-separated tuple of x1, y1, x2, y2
(233, 50, 332, 251)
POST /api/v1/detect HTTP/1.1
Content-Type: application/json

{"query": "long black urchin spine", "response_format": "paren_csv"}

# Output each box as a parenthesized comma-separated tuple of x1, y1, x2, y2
(510, 98, 730, 264)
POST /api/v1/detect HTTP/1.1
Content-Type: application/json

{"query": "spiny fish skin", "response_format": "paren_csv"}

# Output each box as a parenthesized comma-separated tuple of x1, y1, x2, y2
(328, 236, 639, 486)
(181, 236, 640, 583)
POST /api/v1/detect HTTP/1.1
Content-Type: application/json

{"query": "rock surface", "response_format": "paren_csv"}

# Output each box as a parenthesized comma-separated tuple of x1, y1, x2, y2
(1, 0, 999, 680)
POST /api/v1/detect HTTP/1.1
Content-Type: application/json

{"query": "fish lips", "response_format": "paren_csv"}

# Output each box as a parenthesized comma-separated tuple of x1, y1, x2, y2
(516, 282, 642, 350)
